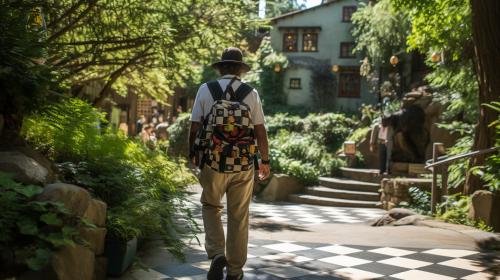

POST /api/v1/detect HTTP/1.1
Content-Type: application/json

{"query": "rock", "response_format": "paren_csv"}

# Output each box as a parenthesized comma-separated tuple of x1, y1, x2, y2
(469, 190, 493, 225)
(38, 183, 91, 217)
(51, 245, 95, 280)
(84, 199, 107, 227)
(393, 214, 428, 226)
(405, 91, 423, 99)
(430, 123, 459, 148)
(371, 214, 395, 226)
(94, 257, 108, 280)
(261, 174, 304, 202)
(0, 151, 50, 185)
(425, 102, 443, 117)
(80, 227, 107, 255)
(387, 208, 419, 220)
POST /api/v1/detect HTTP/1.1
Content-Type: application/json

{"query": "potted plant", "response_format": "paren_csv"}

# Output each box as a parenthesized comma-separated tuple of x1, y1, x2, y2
(104, 206, 141, 276)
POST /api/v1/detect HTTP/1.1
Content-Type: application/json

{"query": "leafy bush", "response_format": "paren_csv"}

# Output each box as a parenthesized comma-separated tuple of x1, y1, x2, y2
(437, 194, 492, 232)
(22, 99, 198, 259)
(0, 172, 90, 275)
(167, 113, 192, 158)
(400, 186, 432, 215)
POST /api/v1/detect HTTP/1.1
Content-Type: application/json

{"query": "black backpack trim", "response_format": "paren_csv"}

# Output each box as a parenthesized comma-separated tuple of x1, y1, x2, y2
(232, 83, 254, 103)
(206, 81, 224, 101)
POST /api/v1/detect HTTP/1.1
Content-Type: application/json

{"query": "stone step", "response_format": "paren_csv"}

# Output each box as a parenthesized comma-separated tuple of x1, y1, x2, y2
(306, 186, 380, 202)
(340, 167, 381, 183)
(289, 194, 382, 208)
(319, 177, 380, 193)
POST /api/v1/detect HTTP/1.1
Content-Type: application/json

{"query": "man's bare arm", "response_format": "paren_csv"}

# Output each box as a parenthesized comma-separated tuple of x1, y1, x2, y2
(189, 121, 201, 156)
(254, 124, 269, 160)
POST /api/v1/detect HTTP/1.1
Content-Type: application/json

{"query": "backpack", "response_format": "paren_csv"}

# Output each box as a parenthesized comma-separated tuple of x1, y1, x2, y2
(193, 78, 257, 173)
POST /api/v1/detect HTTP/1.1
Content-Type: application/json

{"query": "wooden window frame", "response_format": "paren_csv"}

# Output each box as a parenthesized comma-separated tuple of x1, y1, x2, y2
(289, 78, 302, 89)
(283, 31, 298, 52)
(338, 66, 361, 98)
(340, 42, 356, 58)
(302, 32, 319, 52)
(342, 6, 357, 22)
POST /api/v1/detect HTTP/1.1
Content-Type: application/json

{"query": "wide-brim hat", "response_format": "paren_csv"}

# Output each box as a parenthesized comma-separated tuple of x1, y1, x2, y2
(211, 47, 251, 72)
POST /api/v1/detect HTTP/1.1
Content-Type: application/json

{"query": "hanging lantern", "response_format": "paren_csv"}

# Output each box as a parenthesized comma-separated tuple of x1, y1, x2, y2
(343, 141, 356, 156)
(431, 52, 442, 63)
(331, 65, 340, 73)
(274, 63, 281, 73)
(390, 55, 399, 66)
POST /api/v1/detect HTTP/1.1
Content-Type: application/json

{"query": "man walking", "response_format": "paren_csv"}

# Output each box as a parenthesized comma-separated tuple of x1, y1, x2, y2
(188, 47, 270, 280)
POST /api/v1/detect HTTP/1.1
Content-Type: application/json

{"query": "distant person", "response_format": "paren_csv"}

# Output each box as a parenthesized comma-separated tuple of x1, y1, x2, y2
(188, 47, 270, 280)
(370, 116, 394, 174)
(136, 115, 147, 135)
(155, 115, 169, 141)
(141, 124, 156, 149)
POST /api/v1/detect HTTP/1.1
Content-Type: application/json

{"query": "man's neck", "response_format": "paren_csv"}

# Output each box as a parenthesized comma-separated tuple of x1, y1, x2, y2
(220, 74, 241, 80)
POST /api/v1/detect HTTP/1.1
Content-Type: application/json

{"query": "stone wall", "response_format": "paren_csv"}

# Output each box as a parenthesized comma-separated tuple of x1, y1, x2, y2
(0, 148, 107, 280)
(380, 178, 432, 210)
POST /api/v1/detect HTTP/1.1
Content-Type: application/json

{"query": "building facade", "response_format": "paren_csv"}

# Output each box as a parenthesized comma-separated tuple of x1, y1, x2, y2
(270, 0, 376, 112)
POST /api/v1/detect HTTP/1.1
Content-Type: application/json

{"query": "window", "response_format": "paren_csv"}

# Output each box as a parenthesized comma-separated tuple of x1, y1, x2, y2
(289, 78, 301, 89)
(283, 32, 298, 52)
(340, 42, 356, 58)
(302, 32, 318, 52)
(338, 67, 361, 98)
(343, 6, 357, 22)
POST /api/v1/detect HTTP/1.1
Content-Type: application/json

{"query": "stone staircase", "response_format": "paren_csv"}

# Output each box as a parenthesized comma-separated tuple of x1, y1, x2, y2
(289, 167, 383, 208)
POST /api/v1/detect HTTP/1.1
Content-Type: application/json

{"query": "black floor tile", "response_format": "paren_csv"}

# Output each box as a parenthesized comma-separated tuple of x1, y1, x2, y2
(418, 264, 477, 279)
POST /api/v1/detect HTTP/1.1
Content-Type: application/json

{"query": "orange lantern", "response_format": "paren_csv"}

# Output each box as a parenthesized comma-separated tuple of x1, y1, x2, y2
(331, 65, 340, 73)
(390, 55, 399, 66)
(274, 63, 281, 73)
(431, 52, 442, 63)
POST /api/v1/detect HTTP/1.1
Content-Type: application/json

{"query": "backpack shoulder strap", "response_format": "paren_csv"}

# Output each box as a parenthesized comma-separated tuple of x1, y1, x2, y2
(206, 81, 224, 101)
(232, 83, 254, 103)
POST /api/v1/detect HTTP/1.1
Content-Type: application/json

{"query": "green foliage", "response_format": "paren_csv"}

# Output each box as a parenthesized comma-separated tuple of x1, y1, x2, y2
(257, 37, 289, 107)
(22, 99, 198, 259)
(437, 194, 493, 232)
(167, 113, 192, 158)
(352, 0, 410, 65)
(427, 63, 479, 123)
(400, 186, 432, 215)
(438, 122, 475, 191)
(0, 1, 61, 121)
(391, 0, 472, 62)
(264, 0, 306, 18)
(472, 102, 500, 192)
(267, 113, 355, 184)
(0, 172, 87, 272)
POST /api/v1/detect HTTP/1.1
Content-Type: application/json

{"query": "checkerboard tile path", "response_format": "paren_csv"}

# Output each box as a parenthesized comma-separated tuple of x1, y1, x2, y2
(135, 239, 499, 280)
(187, 195, 386, 226)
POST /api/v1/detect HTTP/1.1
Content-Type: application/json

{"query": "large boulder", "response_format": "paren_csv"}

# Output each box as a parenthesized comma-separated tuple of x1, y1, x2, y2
(0, 151, 51, 186)
(80, 227, 107, 255)
(37, 183, 91, 217)
(261, 174, 304, 202)
(83, 199, 107, 227)
(51, 245, 95, 280)
(469, 190, 493, 225)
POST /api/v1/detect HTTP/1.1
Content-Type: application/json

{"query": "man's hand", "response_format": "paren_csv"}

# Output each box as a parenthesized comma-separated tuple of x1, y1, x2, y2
(258, 162, 270, 181)
(370, 144, 375, 153)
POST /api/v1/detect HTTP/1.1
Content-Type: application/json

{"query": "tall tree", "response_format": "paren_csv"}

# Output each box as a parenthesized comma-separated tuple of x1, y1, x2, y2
(465, 0, 500, 194)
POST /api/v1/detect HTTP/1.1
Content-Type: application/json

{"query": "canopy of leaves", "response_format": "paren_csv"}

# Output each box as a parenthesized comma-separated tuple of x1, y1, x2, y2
(352, 0, 410, 65)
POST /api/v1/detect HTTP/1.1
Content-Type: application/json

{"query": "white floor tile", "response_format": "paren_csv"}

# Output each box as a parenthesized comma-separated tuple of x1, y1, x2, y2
(391, 269, 455, 280)
(369, 247, 416, 257)
(378, 257, 432, 269)
(263, 242, 311, 253)
(334, 267, 384, 280)
(461, 272, 500, 280)
(319, 255, 372, 267)
(317, 245, 362, 255)
(422, 248, 478, 258)
(439, 258, 486, 272)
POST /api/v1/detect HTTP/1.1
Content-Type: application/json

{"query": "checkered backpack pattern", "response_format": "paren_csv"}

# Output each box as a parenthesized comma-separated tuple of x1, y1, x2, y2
(193, 79, 257, 173)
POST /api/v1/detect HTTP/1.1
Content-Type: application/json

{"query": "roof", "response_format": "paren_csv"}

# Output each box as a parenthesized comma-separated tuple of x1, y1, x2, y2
(270, 0, 340, 22)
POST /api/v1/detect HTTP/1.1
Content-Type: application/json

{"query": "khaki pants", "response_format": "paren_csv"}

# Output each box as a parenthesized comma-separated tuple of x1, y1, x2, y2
(199, 165, 254, 276)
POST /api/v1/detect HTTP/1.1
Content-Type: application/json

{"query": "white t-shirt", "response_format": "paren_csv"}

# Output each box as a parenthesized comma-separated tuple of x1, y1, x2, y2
(190, 75, 265, 125)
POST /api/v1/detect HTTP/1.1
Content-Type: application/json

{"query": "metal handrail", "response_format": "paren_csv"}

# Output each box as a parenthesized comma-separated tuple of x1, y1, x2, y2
(426, 146, 499, 169)
(427, 143, 499, 213)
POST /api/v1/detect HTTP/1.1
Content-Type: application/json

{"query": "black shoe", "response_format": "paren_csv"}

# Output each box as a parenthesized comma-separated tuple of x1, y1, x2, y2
(207, 254, 227, 280)
(226, 273, 243, 280)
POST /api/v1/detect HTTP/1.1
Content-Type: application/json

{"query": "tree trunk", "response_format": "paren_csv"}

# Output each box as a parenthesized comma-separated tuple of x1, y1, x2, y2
(465, 0, 500, 195)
